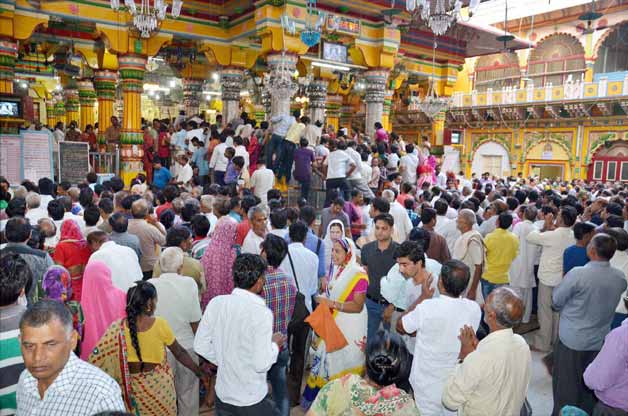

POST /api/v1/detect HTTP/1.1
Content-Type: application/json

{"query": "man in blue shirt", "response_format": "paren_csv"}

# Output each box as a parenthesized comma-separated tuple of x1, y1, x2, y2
(152, 160, 172, 190)
(562, 222, 596, 275)
(191, 138, 209, 185)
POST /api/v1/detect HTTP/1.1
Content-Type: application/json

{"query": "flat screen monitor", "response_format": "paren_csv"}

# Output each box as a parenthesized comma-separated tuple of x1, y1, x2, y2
(451, 130, 462, 145)
(0, 96, 22, 118)
(322, 42, 347, 63)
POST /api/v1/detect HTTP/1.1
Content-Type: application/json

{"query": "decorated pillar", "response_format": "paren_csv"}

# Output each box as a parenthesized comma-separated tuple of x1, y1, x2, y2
(45, 100, 55, 128)
(53, 94, 66, 128)
(431, 111, 446, 148)
(94, 70, 118, 147)
(64, 88, 80, 127)
(0, 40, 17, 94)
(220, 68, 245, 126)
(325, 95, 342, 132)
(183, 78, 203, 117)
(78, 79, 96, 131)
(118, 54, 146, 184)
(382, 89, 394, 132)
(364, 70, 388, 138)
(261, 88, 271, 118)
(266, 53, 298, 117)
(307, 79, 328, 125)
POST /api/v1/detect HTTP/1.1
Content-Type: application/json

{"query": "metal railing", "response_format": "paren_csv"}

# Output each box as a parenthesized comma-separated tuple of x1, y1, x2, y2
(89, 146, 120, 176)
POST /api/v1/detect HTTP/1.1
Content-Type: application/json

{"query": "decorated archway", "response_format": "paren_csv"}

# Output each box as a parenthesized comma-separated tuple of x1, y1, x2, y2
(469, 136, 512, 177)
(527, 33, 586, 86)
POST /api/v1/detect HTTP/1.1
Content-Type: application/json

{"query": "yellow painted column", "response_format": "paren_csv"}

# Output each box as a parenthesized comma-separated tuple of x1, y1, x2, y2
(326, 95, 342, 132)
(65, 88, 80, 127)
(46, 100, 55, 128)
(431, 111, 446, 149)
(382, 90, 394, 132)
(78, 79, 96, 131)
(94, 70, 118, 149)
(118, 54, 146, 185)
(0, 39, 17, 94)
(53, 94, 66, 129)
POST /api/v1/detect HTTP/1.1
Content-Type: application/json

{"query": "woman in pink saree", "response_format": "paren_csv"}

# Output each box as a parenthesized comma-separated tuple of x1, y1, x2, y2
(80, 260, 127, 360)
(200, 216, 239, 309)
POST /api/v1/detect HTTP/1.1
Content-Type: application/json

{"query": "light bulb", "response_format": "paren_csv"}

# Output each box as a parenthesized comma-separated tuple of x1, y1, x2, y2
(169, 79, 176, 88)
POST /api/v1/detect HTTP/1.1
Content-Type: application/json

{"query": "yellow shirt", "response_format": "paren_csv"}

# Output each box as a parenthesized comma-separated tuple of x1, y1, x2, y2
(483, 228, 519, 284)
(124, 317, 175, 363)
(285, 122, 306, 144)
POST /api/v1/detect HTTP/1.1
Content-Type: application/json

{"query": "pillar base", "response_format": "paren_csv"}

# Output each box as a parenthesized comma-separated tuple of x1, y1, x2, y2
(119, 143, 145, 186)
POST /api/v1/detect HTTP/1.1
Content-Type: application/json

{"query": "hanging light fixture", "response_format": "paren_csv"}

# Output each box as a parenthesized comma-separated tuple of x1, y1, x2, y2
(300, 0, 325, 47)
(111, 0, 183, 38)
(401, 0, 480, 36)
(418, 39, 451, 118)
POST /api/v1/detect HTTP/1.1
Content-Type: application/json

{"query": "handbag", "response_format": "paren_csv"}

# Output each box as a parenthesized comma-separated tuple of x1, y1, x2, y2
(287, 249, 310, 333)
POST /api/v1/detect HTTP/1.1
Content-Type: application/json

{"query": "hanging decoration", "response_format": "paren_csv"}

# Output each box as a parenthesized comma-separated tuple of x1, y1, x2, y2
(418, 39, 451, 118)
(400, 0, 480, 36)
(111, 0, 183, 38)
(300, 0, 325, 47)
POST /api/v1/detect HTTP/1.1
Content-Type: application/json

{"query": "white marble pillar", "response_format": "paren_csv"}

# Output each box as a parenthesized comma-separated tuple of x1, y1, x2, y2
(364, 70, 388, 138)
(220, 68, 245, 127)
(266, 53, 298, 118)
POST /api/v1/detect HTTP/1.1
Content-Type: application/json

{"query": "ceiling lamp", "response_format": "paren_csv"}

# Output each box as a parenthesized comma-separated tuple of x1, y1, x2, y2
(403, 0, 480, 36)
(418, 40, 451, 118)
(300, 0, 325, 47)
(111, 0, 183, 38)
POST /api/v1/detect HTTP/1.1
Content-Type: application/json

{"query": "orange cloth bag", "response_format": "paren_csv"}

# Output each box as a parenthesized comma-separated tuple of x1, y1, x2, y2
(305, 303, 348, 353)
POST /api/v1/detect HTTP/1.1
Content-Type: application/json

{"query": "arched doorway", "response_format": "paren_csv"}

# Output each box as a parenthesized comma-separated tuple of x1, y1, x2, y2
(525, 140, 571, 181)
(474, 52, 521, 92)
(471, 141, 511, 177)
(588, 140, 628, 182)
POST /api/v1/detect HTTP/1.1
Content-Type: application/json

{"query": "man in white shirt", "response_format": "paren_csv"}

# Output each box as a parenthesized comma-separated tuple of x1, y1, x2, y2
(346, 141, 374, 199)
(233, 136, 250, 170)
(436, 165, 447, 189)
(526, 205, 577, 352)
(279, 221, 319, 405)
(399, 144, 419, 185)
(434, 199, 460, 253)
(87, 230, 143, 293)
(382, 189, 412, 243)
(17, 300, 126, 415)
(250, 162, 275, 207)
(149, 248, 202, 416)
(242, 206, 267, 255)
(175, 155, 193, 186)
(324, 140, 355, 206)
(398, 256, 481, 416)
(452, 209, 485, 302)
(209, 138, 232, 186)
(194, 253, 285, 414)
(442, 287, 531, 416)
(509, 206, 541, 323)
(24, 192, 48, 224)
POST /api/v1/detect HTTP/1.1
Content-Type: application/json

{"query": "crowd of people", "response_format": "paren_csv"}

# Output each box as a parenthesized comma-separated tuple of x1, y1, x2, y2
(1, 111, 628, 416)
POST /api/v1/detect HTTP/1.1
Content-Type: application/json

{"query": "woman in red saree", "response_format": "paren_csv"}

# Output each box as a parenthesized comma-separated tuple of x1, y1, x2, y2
(52, 219, 92, 301)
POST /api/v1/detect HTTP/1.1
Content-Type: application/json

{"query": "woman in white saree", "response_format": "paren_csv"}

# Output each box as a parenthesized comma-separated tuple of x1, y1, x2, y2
(323, 219, 346, 279)
(302, 237, 369, 409)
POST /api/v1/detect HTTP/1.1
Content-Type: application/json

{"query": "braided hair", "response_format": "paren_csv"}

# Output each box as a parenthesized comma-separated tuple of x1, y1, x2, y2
(126, 281, 157, 372)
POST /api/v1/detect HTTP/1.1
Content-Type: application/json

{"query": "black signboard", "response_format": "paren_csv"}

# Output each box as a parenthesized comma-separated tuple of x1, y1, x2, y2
(59, 141, 89, 185)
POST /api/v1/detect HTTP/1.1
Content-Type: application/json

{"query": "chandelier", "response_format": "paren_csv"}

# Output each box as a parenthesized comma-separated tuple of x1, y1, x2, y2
(110, 0, 183, 38)
(418, 40, 451, 118)
(404, 0, 480, 36)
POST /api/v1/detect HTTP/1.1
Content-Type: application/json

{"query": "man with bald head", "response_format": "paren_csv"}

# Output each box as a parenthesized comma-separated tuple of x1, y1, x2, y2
(442, 287, 531, 416)
(452, 209, 485, 302)
(127, 198, 166, 279)
(551, 233, 627, 415)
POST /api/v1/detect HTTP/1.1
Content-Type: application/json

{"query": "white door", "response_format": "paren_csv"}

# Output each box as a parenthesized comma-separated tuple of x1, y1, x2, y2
(481, 155, 503, 177)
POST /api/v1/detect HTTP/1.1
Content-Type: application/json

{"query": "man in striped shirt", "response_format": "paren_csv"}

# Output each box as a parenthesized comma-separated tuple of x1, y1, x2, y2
(0, 254, 31, 415)
(260, 234, 297, 416)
